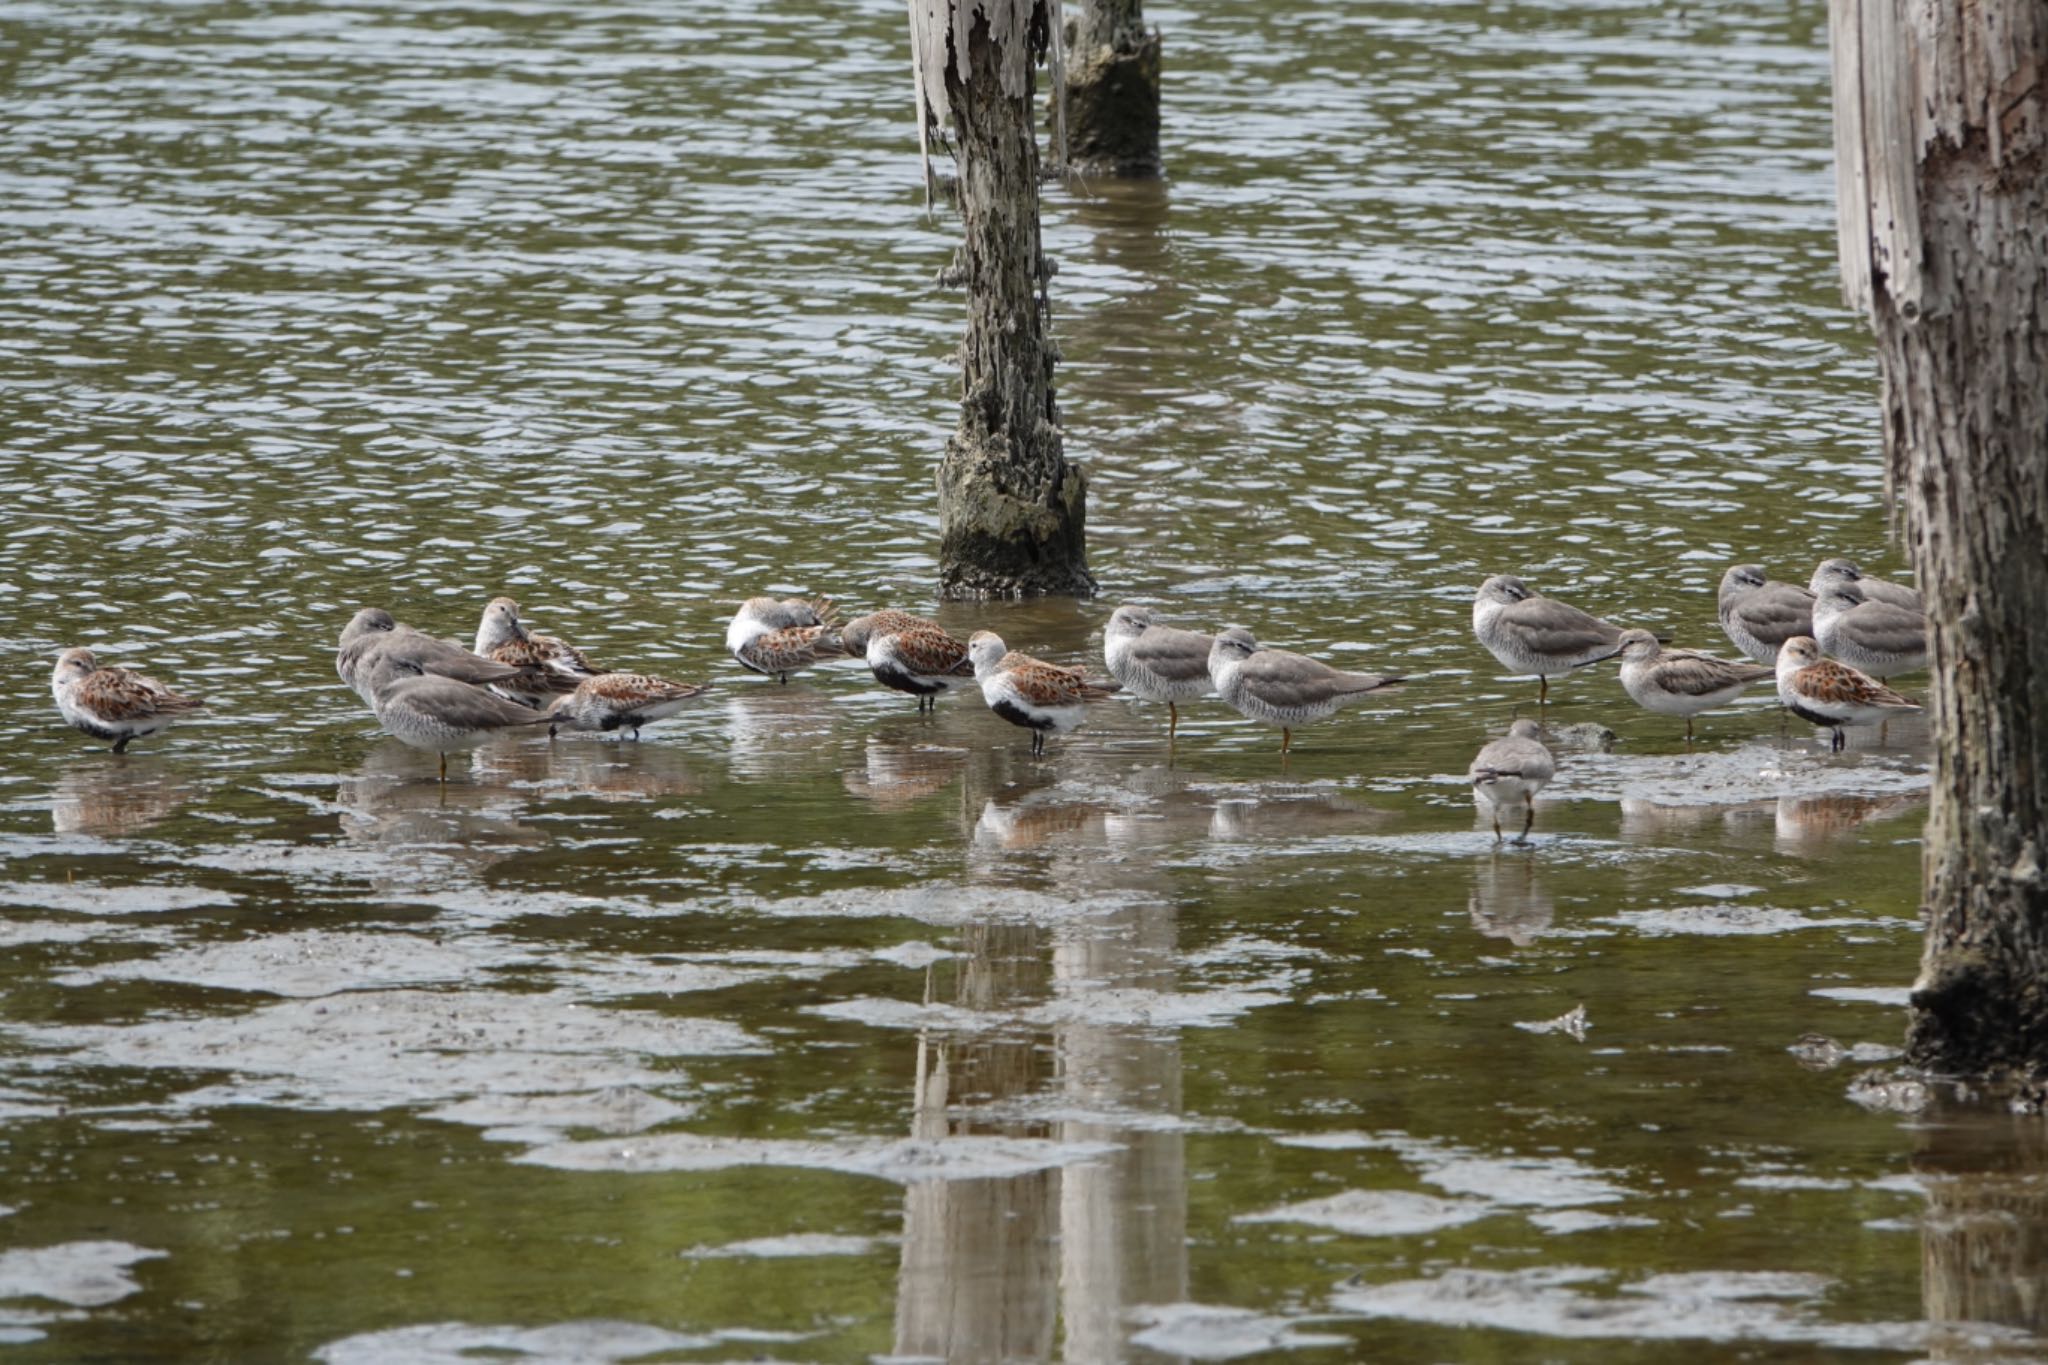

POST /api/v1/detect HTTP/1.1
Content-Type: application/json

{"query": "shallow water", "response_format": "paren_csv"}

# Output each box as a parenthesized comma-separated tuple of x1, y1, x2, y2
(2, 0, 2034, 1360)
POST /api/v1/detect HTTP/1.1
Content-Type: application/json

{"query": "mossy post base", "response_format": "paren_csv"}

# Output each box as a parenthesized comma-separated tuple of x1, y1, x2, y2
(937, 431, 1091, 598)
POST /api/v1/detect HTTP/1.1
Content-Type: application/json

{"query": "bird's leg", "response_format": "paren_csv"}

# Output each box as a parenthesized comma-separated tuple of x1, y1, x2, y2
(1168, 701, 1179, 739)
(113, 736, 130, 754)
(778, 672, 788, 685)
(1492, 813, 1502, 843)
(1538, 675, 1549, 706)
(549, 723, 559, 739)
(1832, 727, 1845, 754)
(1281, 727, 1293, 757)
(1685, 717, 1695, 748)
(438, 751, 449, 783)
(1521, 807, 1534, 843)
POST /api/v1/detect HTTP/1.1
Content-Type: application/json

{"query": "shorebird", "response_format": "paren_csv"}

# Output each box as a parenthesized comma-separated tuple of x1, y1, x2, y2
(1473, 575, 1636, 703)
(473, 597, 606, 707)
(1716, 564, 1815, 665)
(1207, 627, 1402, 756)
(1774, 636, 1920, 752)
(548, 672, 710, 740)
(360, 654, 552, 781)
(1812, 583, 1928, 678)
(1103, 605, 1215, 738)
(337, 608, 524, 705)
(842, 610, 974, 711)
(1811, 557, 1922, 613)
(726, 597, 844, 683)
(967, 631, 1118, 756)
(1469, 718, 1555, 843)
(1602, 629, 1774, 743)
(51, 648, 205, 753)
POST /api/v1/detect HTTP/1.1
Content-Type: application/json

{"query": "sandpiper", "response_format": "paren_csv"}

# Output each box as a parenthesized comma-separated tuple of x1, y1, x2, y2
(1774, 636, 1920, 752)
(1811, 557, 1922, 613)
(337, 608, 524, 705)
(1207, 627, 1402, 756)
(839, 609, 930, 660)
(50, 648, 206, 753)
(1602, 629, 1774, 743)
(1473, 574, 1636, 702)
(1469, 718, 1555, 843)
(1812, 583, 1928, 678)
(360, 654, 553, 781)
(473, 597, 606, 708)
(1716, 564, 1815, 665)
(548, 672, 711, 740)
(842, 610, 974, 711)
(1103, 605, 1215, 738)
(726, 597, 844, 683)
(967, 630, 1118, 756)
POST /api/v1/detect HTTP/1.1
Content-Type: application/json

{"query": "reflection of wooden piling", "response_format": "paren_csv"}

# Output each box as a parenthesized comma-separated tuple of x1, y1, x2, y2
(1916, 1108, 2048, 1335)
(895, 922, 1059, 1361)
(1056, 900, 1188, 1362)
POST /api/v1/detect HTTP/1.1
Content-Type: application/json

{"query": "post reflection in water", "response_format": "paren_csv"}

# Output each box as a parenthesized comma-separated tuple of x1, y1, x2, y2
(895, 924, 1059, 1363)
(896, 756, 1191, 1363)
(1917, 1110, 2048, 1342)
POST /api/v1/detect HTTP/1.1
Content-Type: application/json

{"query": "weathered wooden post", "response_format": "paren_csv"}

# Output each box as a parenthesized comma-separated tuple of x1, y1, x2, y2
(1827, 0, 2048, 1077)
(911, 0, 1096, 599)
(1062, 0, 1162, 178)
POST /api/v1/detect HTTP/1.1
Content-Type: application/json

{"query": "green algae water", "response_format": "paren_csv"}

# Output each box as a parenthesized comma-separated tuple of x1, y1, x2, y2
(0, 0, 2032, 1359)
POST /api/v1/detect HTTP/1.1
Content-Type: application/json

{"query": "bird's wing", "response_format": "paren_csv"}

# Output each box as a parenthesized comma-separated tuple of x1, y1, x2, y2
(398, 636, 525, 685)
(1130, 627, 1216, 687)
(534, 633, 604, 678)
(1243, 649, 1395, 706)
(1504, 597, 1624, 654)
(886, 624, 971, 677)
(1729, 585, 1815, 641)
(584, 672, 708, 706)
(1002, 655, 1116, 704)
(395, 677, 551, 727)
(748, 625, 840, 672)
(1795, 660, 1918, 708)
(77, 668, 204, 719)
(1845, 602, 1929, 655)
(1653, 654, 1774, 696)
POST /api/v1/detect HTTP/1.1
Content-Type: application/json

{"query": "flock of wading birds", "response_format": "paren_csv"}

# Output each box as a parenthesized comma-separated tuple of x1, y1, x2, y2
(46, 557, 1927, 842)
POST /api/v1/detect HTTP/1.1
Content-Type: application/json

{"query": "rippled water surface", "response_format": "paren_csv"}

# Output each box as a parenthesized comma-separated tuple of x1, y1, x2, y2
(3, 0, 2034, 1360)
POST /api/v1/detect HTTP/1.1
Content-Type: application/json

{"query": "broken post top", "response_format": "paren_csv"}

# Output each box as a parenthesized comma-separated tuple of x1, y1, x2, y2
(910, 0, 1067, 205)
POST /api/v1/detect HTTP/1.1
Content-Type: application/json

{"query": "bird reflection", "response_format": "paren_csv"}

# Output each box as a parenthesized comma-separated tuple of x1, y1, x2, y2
(469, 737, 702, 802)
(1617, 797, 1775, 843)
(843, 735, 969, 812)
(723, 688, 845, 781)
(1773, 792, 1925, 857)
(335, 741, 545, 876)
(1208, 786, 1383, 842)
(48, 760, 196, 836)
(974, 793, 1106, 852)
(1468, 853, 1554, 946)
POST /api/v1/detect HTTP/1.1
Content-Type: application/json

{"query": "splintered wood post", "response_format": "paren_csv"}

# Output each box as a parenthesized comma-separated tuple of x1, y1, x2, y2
(910, 0, 1095, 599)
(1062, 0, 1162, 178)
(1826, 0, 2048, 1078)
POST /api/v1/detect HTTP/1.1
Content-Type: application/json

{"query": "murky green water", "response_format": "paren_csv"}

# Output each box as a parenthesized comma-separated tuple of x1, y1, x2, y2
(3, 0, 2033, 1360)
